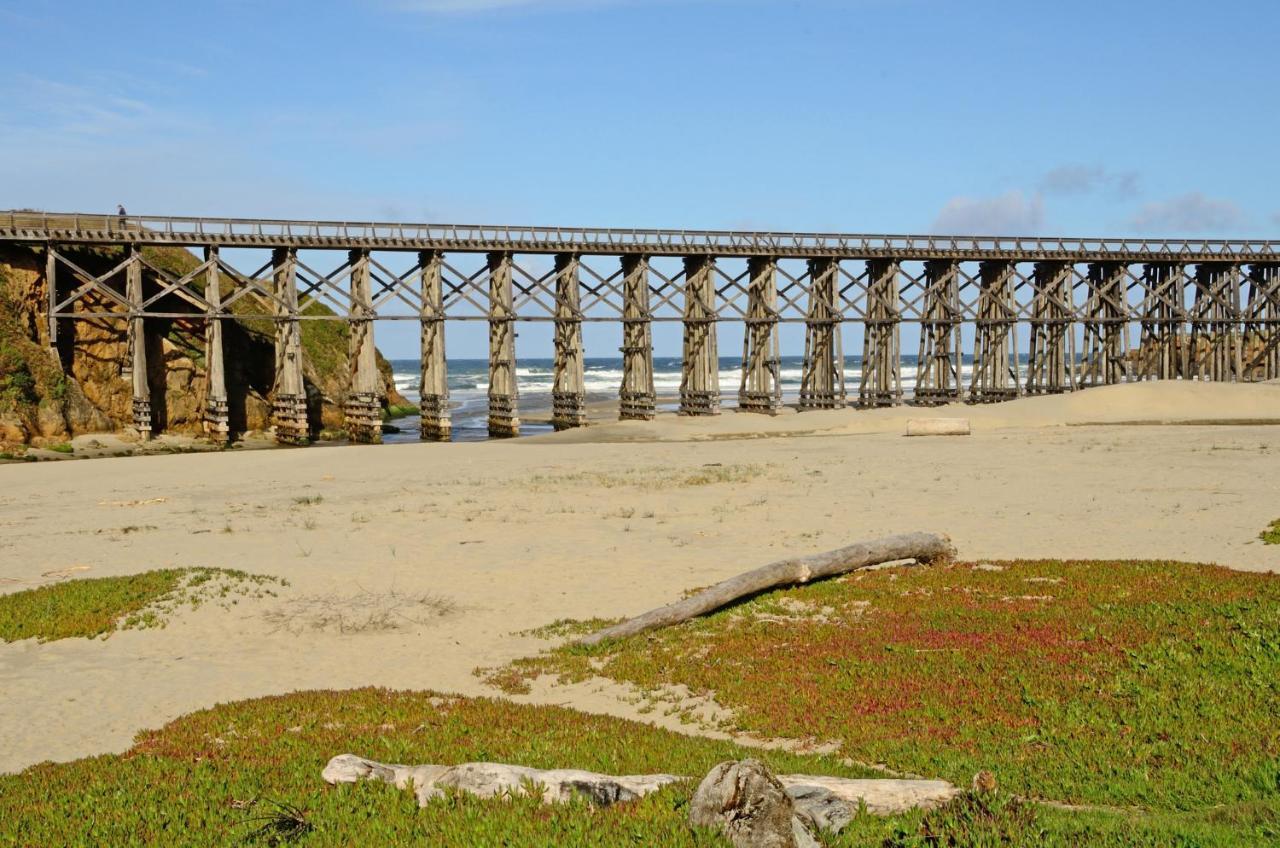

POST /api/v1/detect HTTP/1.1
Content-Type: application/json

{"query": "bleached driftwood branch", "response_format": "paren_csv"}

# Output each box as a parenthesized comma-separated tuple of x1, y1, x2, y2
(576, 531, 955, 647)
(321, 754, 960, 825)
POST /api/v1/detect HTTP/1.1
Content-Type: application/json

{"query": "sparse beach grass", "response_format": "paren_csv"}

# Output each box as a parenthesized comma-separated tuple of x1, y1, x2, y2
(487, 559, 1280, 838)
(528, 463, 769, 491)
(1260, 518, 1280, 545)
(0, 568, 285, 643)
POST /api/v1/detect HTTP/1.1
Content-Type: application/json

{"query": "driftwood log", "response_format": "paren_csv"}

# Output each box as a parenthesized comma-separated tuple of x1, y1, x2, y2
(577, 531, 955, 647)
(322, 754, 959, 825)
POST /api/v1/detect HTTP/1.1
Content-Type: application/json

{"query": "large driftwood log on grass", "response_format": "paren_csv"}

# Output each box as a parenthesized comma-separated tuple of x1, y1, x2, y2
(323, 754, 684, 807)
(322, 754, 960, 823)
(577, 531, 955, 647)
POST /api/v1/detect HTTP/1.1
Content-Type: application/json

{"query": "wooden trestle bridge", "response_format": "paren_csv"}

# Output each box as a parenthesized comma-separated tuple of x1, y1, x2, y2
(3, 211, 1278, 443)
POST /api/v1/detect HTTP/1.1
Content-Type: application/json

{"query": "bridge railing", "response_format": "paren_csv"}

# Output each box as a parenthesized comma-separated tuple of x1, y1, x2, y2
(2, 209, 1278, 259)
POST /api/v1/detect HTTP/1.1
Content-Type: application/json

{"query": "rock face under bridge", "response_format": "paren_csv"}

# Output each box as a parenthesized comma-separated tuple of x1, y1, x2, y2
(0, 243, 405, 447)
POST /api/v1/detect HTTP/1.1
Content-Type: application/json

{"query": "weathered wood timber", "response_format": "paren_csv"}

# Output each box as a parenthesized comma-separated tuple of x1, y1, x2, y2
(576, 532, 955, 647)
(1078, 261, 1128, 387)
(486, 251, 519, 437)
(799, 257, 844, 409)
(1025, 261, 1072, 395)
(418, 249, 451, 441)
(679, 255, 720, 415)
(202, 246, 229, 442)
(969, 260, 1019, 403)
(345, 249, 383, 443)
(859, 258, 902, 408)
(738, 256, 782, 413)
(321, 754, 959, 821)
(619, 254, 655, 420)
(124, 247, 151, 439)
(270, 247, 309, 444)
(552, 252, 587, 429)
(913, 258, 962, 405)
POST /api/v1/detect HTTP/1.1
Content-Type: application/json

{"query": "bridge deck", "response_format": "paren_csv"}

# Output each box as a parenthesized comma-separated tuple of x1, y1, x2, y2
(3, 210, 1277, 261)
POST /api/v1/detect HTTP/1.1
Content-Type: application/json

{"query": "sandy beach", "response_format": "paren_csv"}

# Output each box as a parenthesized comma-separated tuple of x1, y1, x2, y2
(2, 380, 1279, 775)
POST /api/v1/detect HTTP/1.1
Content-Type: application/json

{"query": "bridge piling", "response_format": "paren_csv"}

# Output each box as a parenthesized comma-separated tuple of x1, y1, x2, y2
(44, 245, 58, 358)
(418, 250, 451, 441)
(202, 246, 229, 443)
(914, 259, 962, 405)
(486, 251, 519, 437)
(1137, 263, 1187, 381)
(859, 258, 902, 407)
(799, 257, 845, 409)
(738, 256, 781, 414)
(270, 247, 309, 444)
(1189, 263, 1242, 383)
(552, 253, 587, 430)
(345, 249, 383, 443)
(1079, 262, 1129, 388)
(1245, 264, 1280, 380)
(124, 247, 152, 440)
(679, 256, 720, 415)
(619, 254, 655, 420)
(969, 260, 1019, 403)
(1026, 260, 1073, 395)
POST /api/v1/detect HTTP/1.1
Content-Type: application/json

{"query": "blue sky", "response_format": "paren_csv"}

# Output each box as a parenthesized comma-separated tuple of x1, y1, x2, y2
(2, 0, 1277, 357)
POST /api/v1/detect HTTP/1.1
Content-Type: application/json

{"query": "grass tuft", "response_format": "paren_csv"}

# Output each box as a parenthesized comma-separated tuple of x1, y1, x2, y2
(1259, 519, 1280, 545)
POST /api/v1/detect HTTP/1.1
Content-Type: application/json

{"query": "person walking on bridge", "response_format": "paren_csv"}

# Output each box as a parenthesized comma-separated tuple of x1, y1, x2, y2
(116, 204, 127, 231)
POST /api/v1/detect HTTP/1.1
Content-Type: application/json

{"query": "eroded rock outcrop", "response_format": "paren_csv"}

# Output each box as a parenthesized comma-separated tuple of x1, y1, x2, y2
(0, 244, 406, 446)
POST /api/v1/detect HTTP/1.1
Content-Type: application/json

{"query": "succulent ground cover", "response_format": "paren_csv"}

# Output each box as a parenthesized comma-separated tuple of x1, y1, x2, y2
(489, 559, 1280, 840)
(3, 687, 1265, 847)
(0, 567, 284, 642)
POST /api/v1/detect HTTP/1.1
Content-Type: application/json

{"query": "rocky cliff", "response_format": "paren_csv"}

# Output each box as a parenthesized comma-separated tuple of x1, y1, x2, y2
(0, 244, 407, 446)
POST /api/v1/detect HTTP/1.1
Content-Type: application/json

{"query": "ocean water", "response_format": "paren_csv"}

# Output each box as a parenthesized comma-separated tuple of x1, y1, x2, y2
(384, 356, 1017, 442)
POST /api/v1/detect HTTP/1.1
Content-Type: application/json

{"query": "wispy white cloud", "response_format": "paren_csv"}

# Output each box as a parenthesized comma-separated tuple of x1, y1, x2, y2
(0, 74, 201, 141)
(931, 190, 1044, 235)
(1129, 192, 1247, 234)
(1039, 164, 1139, 199)
(397, 0, 631, 11)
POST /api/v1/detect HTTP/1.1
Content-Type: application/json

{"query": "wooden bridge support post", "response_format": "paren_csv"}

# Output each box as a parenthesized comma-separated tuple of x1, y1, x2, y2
(738, 256, 781, 414)
(1079, 262, 1129, 387)
(487, 251, 519, 437)
(1244, 264, 1280, 381)
(202, 246, 229, 443)
(45, 245, 58, 360)
(859, 258, 902, 407)
(124, 246, 152, 439)
(1189, 263, 1242, 382)
(1025, 261, 1072, 395)
(345, 249, 383, 443)
(799, 257, 845, 409)
(679, 255, 721, 415)
(1137, 263, 1186, 380)
(913, 259, 962, 405)
(418, 250, 451, 441)
(969, 260, 1019, 403)
(270, 247, 309, 444)
(619, 254, 655, 420)
(552, 253, 587, 429)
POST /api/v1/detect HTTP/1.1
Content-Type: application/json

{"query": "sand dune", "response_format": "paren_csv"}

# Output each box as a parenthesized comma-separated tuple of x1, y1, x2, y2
(0, 381, 1278, 774)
